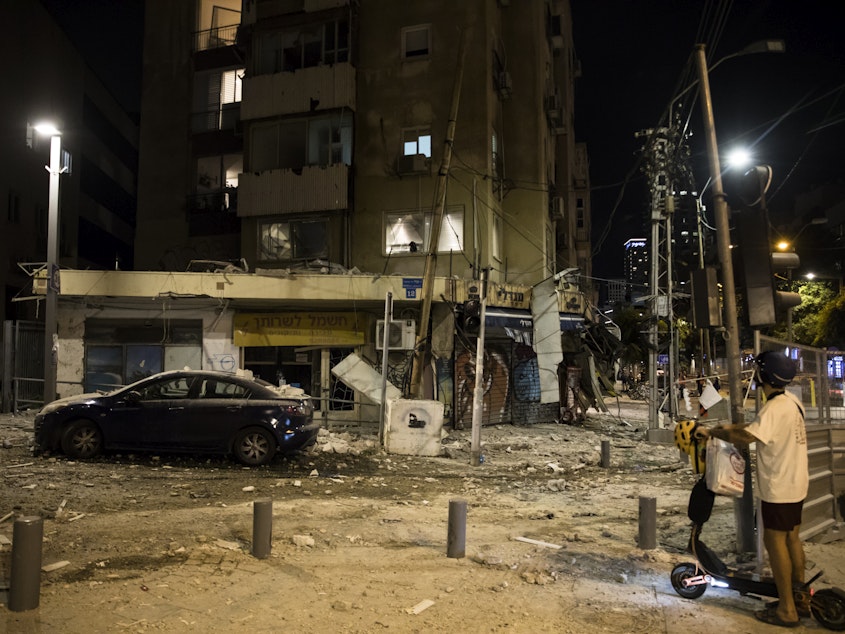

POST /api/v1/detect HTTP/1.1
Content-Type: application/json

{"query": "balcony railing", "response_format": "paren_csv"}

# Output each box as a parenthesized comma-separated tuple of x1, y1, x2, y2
(187, 189, 239, 237)
(194, 24, 239, 52)
(190, 103, 241, 134)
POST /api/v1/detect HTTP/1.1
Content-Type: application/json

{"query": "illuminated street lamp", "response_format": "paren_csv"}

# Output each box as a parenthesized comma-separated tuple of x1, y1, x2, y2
(33, 122, 64, 405)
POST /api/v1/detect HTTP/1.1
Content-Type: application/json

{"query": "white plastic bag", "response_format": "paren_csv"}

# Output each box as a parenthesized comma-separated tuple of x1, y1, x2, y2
(705, 437, 745, 497)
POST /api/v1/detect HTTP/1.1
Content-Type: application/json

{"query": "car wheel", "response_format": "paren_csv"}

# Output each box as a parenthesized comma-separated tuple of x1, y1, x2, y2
(233, 427, 276, 466)
(61, 419, 103, 459)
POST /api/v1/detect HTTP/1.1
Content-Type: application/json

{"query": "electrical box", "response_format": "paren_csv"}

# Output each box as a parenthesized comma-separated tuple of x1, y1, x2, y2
(385, 399, 445, 456)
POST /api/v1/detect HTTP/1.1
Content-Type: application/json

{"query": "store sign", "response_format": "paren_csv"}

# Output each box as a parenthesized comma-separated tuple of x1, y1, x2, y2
(233, 312, 365, 347)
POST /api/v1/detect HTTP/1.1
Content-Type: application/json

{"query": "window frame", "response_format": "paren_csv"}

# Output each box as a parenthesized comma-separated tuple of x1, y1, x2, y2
(402, 127, 432, 157)
(383, 205, 464, 255)
(258, 217, 330, 263)
(401, 24, 431, 60)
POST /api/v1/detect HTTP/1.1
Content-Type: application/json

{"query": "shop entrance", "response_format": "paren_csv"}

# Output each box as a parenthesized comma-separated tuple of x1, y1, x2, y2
(244, 346, 358, 426)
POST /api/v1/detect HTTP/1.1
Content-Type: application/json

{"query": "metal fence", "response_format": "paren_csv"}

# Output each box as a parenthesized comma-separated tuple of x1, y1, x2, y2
(2, 320, 44, 413)
(756, 333, 844, 540)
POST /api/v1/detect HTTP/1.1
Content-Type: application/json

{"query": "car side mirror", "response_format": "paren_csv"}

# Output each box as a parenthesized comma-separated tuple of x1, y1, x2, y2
(125, 390, 141, 403)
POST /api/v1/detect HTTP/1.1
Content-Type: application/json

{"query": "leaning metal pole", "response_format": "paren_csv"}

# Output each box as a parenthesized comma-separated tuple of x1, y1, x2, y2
(694, 44, 754, 552)
(409, 27, 468, 398)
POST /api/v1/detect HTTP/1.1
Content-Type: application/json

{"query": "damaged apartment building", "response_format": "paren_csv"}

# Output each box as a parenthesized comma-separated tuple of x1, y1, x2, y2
(24, 0, 596, 431)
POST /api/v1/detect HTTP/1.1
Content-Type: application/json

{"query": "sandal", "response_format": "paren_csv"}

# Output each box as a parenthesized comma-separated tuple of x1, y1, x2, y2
(766, 599, 811, 618)
(755, 608, 801, 628)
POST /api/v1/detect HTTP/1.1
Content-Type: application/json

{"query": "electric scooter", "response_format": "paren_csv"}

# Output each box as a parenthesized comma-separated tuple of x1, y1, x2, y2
(670, 479, 845, 630)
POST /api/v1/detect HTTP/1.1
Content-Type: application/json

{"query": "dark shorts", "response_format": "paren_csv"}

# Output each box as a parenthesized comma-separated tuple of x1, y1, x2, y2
(761, 500, 804, 531)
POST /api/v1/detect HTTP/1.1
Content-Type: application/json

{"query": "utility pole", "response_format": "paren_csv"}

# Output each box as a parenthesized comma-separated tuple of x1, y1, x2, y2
(408, 27, 468, 399)
(637, 127, 677, 429)
(470, 267, 488, 466)
(694, 43, 754, 553)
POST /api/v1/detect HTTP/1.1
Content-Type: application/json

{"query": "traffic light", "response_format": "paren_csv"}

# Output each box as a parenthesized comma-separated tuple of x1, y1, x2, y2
(690, 267, 722, 328)
(462, 299, 481, 334)
(734, 208, 802, 326)
(772, 251, 802, 314)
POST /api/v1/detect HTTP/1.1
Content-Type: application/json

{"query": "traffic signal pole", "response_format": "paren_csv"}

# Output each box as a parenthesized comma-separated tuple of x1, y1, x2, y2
(694, 44, 755, 553)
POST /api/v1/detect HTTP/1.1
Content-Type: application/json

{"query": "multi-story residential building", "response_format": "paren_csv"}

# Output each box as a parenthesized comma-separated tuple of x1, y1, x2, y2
(38, 0, 591, 431)
(1, 1, 138, 410)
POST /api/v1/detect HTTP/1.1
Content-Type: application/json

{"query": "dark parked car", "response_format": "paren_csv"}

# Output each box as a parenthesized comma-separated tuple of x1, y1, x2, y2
(34, 370, 319, 466)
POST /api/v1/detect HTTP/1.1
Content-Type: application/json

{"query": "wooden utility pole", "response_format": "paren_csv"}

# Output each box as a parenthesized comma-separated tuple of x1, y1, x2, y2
(408, 27, 468, 398)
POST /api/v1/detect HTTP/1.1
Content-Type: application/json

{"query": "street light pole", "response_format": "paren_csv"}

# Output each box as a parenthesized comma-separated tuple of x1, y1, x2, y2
(693, 45, 755, 552)
(37, 125, 63, 405)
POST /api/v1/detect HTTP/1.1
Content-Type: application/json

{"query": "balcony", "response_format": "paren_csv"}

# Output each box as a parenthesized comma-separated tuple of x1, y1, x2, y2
(191, 103, 241, 134)
(194, 24, 240, 52)
(241, 63, 356, 120)
(188, 189, 240, 236)
(238, 164, 349, 217)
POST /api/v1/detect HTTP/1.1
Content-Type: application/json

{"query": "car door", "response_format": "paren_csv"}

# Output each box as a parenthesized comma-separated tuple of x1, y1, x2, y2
(106, 375, 196, 450)
(170, 376, 253, 451)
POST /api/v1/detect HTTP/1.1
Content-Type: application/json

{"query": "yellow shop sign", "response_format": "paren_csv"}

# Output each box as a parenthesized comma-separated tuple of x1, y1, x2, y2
(234, 312, 365, 346)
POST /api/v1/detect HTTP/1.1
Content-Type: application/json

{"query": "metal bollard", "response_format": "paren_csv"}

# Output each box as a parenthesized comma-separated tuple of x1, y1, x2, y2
(446, 499, 467, 559)
(252, 498, 273, 559)
(638, 496, 657, 550)
(9, 516, 43, 612)
(600, 440, 611, 468)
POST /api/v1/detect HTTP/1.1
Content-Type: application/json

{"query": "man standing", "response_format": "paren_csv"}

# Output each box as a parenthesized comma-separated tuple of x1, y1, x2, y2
(695, 351, 808, 628)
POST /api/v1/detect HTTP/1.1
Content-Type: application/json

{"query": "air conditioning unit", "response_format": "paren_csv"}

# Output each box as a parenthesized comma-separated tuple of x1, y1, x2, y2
(375, 319, 416, 350)
(398, 154, 429, 174)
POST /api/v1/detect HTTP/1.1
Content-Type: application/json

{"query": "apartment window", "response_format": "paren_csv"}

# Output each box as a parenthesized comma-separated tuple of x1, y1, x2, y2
(401, 25, 431, 59)
(259, 219, 329, 262)
(384, 206, 464, 254)
(402, 128, 431, 157)
(192, 67, 244, 132)
(197, 154, 242, 192)
(257, 19, 349, 75)
(250, 115, 352, 172)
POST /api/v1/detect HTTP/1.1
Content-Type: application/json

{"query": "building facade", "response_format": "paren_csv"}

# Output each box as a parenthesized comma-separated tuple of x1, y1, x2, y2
(39, 0, 592, 431)
(1, 1, 138, 410)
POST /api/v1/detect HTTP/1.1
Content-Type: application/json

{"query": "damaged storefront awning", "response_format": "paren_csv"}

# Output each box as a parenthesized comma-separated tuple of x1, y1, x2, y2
(484, 308, 583, 344)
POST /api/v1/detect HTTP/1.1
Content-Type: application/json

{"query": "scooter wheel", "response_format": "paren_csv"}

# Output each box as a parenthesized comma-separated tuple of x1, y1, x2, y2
(670, 563, 707, 599)
(812, 588, 845, 631)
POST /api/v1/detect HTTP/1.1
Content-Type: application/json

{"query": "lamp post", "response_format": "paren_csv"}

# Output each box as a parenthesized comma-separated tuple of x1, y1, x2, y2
(34, 122, 63, 405)
(693, 45, 757, 552)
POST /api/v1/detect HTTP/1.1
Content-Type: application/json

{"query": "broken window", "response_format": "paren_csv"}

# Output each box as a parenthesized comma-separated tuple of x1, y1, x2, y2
(257, 19, 350, 75)
(250, 115, 351, 172)
(259, 218, 329, 262)
(384, 206, 464, 255)
(402, 128, 431, 157)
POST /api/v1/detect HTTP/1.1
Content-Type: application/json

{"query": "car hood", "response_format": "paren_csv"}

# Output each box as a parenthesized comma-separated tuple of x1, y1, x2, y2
(39, 392, 104, 415)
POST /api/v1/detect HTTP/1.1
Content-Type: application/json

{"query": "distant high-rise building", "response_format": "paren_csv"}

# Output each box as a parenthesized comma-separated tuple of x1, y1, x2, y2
(624, 238, 648, 302)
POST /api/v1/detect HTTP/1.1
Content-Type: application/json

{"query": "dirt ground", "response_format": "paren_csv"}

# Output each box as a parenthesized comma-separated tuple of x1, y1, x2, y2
(1, 398, 844, 633)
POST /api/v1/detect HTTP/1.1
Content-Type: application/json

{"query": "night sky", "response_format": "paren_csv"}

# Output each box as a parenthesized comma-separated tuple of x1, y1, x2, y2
(572, 0, 845, 278)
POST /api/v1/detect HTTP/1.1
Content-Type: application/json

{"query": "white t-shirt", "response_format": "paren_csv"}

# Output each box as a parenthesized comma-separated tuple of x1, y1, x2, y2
(745, 390, 808, 503)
